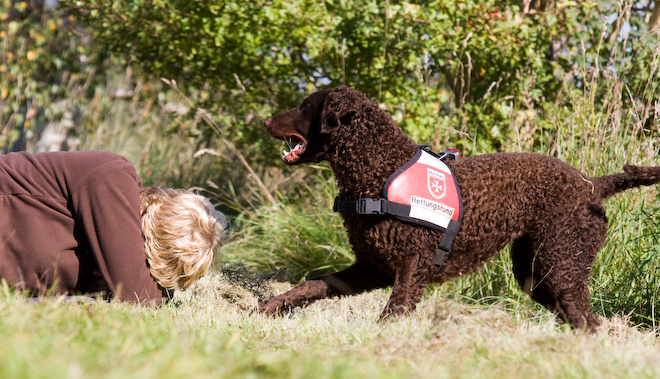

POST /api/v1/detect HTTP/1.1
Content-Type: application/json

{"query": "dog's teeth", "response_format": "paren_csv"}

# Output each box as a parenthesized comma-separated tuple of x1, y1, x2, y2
(282, 149, 288, 156)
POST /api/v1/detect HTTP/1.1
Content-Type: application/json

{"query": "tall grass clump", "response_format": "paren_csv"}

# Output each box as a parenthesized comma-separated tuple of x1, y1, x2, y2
(221, 171, 354, 281)
(75, 73, 233, 189)
(70, 71, 294, 220)
(593, 197, 660, 328)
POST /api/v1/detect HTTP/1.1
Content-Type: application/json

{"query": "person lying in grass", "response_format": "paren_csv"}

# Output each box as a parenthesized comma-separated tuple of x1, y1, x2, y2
(0, 150, 228, 305)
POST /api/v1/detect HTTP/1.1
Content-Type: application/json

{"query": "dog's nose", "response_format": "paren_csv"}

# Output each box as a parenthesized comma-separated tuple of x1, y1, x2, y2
(264, 118, 272, 128)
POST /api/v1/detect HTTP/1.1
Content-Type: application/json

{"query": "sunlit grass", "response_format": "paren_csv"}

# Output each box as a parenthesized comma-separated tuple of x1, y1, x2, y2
(3, 276, 660, 379)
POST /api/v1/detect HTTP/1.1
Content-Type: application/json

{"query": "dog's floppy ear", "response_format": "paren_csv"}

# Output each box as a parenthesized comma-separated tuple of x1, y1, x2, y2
(318, 87, 356, 134)
(301, 89, 330, 122)
(322, 109, 354, 134)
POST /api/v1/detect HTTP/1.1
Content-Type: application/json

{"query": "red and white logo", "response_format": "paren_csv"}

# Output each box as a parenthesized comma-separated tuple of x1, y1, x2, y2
(427, 168, 446, 199)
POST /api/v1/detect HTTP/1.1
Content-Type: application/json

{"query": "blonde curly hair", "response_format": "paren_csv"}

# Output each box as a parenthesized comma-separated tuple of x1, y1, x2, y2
(139, 187, 228, 291)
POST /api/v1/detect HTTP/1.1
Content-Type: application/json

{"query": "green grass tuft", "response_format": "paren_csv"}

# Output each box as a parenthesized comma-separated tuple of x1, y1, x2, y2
(221, 173, 354, 281)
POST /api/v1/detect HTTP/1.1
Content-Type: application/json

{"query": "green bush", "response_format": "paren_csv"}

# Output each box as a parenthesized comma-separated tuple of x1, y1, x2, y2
(54, 0, 594, 155)
(6, 1, 660, 160)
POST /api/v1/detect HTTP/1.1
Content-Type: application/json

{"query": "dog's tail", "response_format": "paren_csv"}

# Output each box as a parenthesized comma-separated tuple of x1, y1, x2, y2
(594, 165, 660, 199)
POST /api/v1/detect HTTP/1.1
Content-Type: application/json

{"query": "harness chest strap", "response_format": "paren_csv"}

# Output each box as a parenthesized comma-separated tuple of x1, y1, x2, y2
(333, 148, 464, 268)
(333, 198, 454, 266)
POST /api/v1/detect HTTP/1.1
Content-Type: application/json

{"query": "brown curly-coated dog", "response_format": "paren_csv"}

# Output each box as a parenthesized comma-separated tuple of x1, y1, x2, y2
(259, 86, 660, 331)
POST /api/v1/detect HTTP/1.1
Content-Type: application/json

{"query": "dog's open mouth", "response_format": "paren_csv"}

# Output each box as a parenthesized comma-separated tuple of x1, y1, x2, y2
(282, 134, 307, 163)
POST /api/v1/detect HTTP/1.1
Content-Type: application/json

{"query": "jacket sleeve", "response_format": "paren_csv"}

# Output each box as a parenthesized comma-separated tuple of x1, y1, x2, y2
(69, 154, 164, 305)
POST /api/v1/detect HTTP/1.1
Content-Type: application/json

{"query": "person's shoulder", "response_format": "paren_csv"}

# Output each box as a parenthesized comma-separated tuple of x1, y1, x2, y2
(51, 150, 131, 168)
(1, 150, 126, 169)
(1, 150, 136, 177)
(54, 150, 127, 162)
(52, 151, 136, 178)
(5, 150, 125, 163)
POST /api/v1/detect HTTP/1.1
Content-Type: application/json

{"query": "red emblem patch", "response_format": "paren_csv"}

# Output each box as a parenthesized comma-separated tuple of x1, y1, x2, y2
(427, 168, 446, 199)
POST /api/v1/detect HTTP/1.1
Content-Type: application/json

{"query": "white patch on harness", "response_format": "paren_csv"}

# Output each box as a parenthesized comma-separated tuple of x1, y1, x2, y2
(409, 195, 454, 228)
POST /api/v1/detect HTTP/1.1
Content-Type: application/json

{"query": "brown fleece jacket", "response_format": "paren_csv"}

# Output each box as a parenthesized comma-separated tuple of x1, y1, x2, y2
(0, 150, 164, 305)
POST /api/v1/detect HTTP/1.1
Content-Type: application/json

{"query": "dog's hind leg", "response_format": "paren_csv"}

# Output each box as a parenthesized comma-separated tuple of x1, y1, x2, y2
(512, 211, 607, 331)
(511, 234, 568, 321)
(257, 263, 393, 316)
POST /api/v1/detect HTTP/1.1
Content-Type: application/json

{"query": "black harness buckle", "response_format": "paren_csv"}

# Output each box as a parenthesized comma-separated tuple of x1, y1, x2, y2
(438, 149, 460, 161)
(356, 198, 387, 214)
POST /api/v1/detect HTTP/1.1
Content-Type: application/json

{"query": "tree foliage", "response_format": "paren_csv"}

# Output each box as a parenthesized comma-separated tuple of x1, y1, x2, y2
(3, 0, 660, 156)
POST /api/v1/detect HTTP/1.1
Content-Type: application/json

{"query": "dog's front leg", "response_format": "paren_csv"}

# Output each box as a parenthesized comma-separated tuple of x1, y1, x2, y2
(258, 263, 393, 316)
(257, 279, 330, 315)
(380, 253, 432, 320)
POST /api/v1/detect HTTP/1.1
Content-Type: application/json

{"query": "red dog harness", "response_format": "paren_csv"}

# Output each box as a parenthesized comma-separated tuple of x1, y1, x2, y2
(334, 147, 463, 268)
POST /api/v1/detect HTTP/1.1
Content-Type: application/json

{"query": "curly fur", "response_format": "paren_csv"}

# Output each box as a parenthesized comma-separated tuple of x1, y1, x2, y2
(260, 86, 660, 331)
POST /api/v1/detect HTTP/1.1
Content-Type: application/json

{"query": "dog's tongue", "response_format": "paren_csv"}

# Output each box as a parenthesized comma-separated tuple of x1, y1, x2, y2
(283, 141, 306, 162)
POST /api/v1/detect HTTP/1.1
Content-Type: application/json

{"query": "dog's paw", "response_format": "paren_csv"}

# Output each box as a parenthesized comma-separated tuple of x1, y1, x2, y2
(256, 300, 279, 316)
(379, 303, 413, 321)
(257, 298, 291, 316)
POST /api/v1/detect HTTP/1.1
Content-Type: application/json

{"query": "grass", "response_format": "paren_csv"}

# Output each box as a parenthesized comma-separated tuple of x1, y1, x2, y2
(221, 170, 354, 280)
(2, 276, 660, 379)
